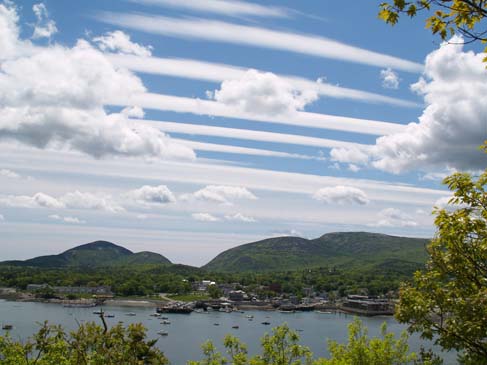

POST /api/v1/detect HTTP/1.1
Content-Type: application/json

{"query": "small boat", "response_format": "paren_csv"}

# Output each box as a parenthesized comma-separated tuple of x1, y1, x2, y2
(93, 310, 103, 315)
(161, 316, 169, 320)
(106, 314, 115, 318)
(126, 312, 136, 316)
(261, 321, 271, 325)
(150, 313, 160, 317)
(2, 324, 13, 330)
(245, 315, 254, 319)
(232, 325, 239, 329)
(213, 323, 220, 326)
(162, 320, 171, 325)
(157, 330, 168, 336)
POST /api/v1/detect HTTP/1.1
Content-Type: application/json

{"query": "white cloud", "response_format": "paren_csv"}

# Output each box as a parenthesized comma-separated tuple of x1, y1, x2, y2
(183, 185, 257, 205)
(0, 3, 194, 161)
(0, 190, 125, 213)
(110, 54, 419, 108)
(128, 184, 176, 204)
(32, 3, 57, 39)
(0, 168, 20, 178)
(48, 214, 85, 224)
(370, 37, 487, 173)
(369, 208, 417, 227)
(209, 69, 318, 116)
(174, 138, 323, 161)
(191, 212, 221, 222)
(380, 68, 400, 89)
(313, 186, 369, 205)
(224, 212, 256, 222)
(93, 30, 152, 57)
(330, 146, 369, 165)
(146, 119, 363, 150)
(347, 164, 361, 172)
(271, 229, 303, 237)
(130, 0, 290, 18)
(433, 196, 452, 209)
(420, 168, 457, 181)
(121, 105, 145, 119)
(0, 2, 22, 60)
(433, 195, 468, 211)
(98, 13, 423, 72)
(123, 92, 405, 136)
(60, 191, 125, 213)
(0, 192, 64, 209)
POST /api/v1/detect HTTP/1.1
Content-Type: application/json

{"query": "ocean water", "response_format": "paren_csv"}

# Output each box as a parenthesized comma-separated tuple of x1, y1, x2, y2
(0, 300, 457, 364)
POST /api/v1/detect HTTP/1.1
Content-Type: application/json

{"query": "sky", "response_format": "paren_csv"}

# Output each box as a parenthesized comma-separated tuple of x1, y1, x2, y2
(0, 0, 486, 266)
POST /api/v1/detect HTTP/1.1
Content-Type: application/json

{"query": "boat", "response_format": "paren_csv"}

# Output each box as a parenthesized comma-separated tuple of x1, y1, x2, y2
(157, 330, 168, 336)
(161, 316, 169, 320)
(232, 325, 239, 329)
(106, 314, 115, 318)
(150, 313, 160, 317)
(213, 323, 220, 326)
(125, 312, 136, 316)
(245, 315, 254, 319)
(157, 306, 193, 314)
(261, 321, 271, 325)
(63, 303, 96, 308)
(162, 320, 171, 325)
(2, 324, 13, 330)
(93, 310, 103, 315)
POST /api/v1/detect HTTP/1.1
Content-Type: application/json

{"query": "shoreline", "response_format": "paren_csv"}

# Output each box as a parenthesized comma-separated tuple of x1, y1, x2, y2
(1, 297, 391, 317)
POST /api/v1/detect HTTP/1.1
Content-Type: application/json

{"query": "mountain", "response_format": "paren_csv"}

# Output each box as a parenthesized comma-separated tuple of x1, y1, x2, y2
(1, 240, 172, 268)
(203, 232, 429, 272)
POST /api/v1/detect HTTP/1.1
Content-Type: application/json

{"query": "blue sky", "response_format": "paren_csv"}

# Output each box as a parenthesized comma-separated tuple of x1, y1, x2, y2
(0, 0, 485, 265)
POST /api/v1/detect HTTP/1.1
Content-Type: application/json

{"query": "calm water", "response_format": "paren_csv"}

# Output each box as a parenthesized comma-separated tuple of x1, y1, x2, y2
(0, 300, 456, 364)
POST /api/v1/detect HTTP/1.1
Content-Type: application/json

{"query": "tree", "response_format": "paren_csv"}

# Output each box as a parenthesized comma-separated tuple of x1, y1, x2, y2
(315, 318, 417, 365)
(190, 322, 419, 365)
(395, 169, 487, 364)
(379, 0, 487, 56)
(207, 284, 223, 299)
(0, 321, 168, 364)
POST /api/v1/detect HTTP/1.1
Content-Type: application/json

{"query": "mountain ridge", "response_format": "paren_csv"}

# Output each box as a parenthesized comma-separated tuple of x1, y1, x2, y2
(1, 240, 172, 268)
(203, 231, 429, 272)
(0, 232, 430, 273)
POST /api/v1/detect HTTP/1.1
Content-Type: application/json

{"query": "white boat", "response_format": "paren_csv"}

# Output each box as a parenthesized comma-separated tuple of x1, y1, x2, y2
(157, 330, 168, 336)
(125, 312, 136, 316)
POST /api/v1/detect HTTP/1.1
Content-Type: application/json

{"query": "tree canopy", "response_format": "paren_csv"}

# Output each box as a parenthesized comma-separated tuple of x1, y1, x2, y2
(0, 321, 168, 365)
(379, 0, 487, 57)
(395, 169, 487, 364)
